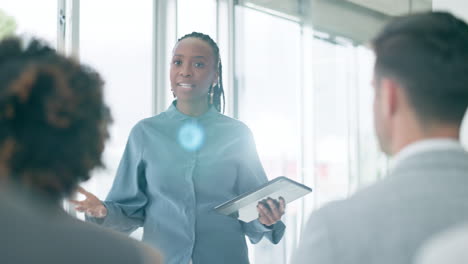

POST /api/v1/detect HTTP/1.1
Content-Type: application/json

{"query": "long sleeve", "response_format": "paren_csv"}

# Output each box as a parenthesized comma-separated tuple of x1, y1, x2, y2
(87, 124, 148, 234)
(236, 126, 286, 244)
(242, 219, 286, 244)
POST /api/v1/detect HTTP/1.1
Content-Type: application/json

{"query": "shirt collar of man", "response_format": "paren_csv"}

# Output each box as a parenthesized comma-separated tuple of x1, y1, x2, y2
(390, 138, 464, 171)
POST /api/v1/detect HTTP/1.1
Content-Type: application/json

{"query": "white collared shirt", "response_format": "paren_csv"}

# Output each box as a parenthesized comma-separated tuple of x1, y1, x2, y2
(390, 138, 464, 170)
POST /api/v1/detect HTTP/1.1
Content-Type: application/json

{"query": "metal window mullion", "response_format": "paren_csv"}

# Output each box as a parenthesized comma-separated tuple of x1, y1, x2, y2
(228, 0, 237, 118)
(69, 0, 80, 59)
(348, 46, 361, 195)
(60, 0, 80, 217)
(57, 0, 66, 52)
(353, 47, 362, 190)
(153, 0, 169, 115)
(58, 0, 68, 214)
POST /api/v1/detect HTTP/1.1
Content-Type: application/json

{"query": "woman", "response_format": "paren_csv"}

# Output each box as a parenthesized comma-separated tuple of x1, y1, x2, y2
(73, 32, 285, 264)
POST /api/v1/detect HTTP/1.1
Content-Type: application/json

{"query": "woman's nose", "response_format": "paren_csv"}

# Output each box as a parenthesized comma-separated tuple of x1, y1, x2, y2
(180, 65, 193, 77)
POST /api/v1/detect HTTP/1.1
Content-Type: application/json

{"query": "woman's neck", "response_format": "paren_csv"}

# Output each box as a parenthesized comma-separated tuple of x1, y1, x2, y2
(176, 99, 210, 117)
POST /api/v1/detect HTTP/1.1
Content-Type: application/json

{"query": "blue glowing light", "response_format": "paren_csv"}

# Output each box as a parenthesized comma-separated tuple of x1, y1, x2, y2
(178, 122, 205, 152)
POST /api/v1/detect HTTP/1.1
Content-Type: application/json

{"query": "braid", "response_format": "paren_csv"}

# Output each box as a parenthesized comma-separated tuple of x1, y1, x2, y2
(178, 32, 225, 113)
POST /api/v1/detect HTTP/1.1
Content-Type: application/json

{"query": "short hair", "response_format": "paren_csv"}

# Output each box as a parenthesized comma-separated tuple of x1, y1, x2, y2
(372, 11, 468, 124)
(0, 37, 110, 200)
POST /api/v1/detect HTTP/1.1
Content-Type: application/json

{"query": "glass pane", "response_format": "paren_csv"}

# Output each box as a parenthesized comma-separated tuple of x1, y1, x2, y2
(78, 0, 153, 239)
(236, 6, 301, 264)
(0, 1, 57, 45)
(177, 0, 217, 39)
(355, 46, 387, 188)
(310, 38, 352, 207)
(307, 39, 386, 208)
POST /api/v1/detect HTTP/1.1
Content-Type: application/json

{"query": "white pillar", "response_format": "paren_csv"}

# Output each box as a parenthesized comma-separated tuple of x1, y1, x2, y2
(433, 0, 468, 148)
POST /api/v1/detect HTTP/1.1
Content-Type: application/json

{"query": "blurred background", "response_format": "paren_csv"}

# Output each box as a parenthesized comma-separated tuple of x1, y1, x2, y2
(1, 0, 466, 263)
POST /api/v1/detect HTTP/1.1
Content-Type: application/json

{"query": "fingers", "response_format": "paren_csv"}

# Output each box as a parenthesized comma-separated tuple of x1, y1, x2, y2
(95, 206, 107, 218)
(76, 186, 92, 197)
(279, 196, 286, 214)
(257, 202, 275, 225)
(257, 197, 286, 226)
(68, 199, 82, 205)
(266, 199, 282, 220)
(86, 206, 107, 218)
(75, 206, 86, 212)
(71, 199, 88, 212)
(69, 187, 90, 206)
(86, 209, 98, 217)
(76, 206, 106, 218)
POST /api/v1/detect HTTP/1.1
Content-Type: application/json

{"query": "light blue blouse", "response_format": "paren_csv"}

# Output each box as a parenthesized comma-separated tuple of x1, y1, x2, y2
(88, 101, 285, 264)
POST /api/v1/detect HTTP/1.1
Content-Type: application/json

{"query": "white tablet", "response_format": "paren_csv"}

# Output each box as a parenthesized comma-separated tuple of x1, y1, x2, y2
(214, 176, 312, 222)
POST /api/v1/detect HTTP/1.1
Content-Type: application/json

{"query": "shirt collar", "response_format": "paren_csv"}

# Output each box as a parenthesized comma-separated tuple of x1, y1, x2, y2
(164, 100, 218, 121)
(390, 138, 464, 170)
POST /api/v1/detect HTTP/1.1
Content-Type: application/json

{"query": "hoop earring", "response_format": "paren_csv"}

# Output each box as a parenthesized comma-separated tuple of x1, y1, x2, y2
(209, 84, 217, 105)
(209, 91, 214, 104)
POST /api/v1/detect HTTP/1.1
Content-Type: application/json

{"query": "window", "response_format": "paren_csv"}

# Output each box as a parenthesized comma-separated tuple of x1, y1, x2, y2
(310, 39, 354, 206)
(0, 1, 57, 45)
(354, 46, 388, 187)
(301, 37, 386, 214)
(78, 0, 154, 239)
(235, 6, 301, 264)
(177, 0, 217, 39)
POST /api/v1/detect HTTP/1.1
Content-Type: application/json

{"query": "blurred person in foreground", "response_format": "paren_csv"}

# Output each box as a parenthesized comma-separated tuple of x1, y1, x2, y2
(292, 11, 468, 264)
(0, 36, 161, 264)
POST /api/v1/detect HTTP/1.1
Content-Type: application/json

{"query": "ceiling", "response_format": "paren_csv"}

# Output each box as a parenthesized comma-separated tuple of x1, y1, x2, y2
(346, 0, 432, 16)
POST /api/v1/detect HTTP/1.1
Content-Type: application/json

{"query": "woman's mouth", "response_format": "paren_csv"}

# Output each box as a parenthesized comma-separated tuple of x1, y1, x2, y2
(178, 83, 195, 88)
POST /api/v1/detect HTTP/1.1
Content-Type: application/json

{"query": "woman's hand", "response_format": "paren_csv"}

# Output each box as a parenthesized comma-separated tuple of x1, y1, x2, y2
(257, 197, 285, 226)
(69, 186, 107, 218)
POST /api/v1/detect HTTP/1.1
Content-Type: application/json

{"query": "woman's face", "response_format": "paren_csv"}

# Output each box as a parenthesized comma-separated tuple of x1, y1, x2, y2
(170, 38, 218, 103)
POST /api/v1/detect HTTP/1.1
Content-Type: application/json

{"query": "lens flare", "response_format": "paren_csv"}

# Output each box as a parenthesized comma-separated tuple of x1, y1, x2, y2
(178, 121, 205, 152)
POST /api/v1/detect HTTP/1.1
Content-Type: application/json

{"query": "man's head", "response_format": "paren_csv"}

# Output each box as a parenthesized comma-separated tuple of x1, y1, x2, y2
(0, 37, 111, 201)
(372, 12, 468, 155)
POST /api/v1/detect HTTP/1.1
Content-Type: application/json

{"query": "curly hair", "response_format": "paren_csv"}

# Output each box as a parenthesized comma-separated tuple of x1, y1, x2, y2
(0, 37, 111, 201)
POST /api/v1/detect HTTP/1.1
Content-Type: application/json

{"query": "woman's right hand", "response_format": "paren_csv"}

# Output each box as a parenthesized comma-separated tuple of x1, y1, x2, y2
(69, 186, 108, 218)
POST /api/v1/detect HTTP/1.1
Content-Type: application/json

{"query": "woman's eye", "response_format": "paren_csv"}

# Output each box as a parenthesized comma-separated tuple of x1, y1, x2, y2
(194, 62, 205, 68)
(173, 60, 182, 65)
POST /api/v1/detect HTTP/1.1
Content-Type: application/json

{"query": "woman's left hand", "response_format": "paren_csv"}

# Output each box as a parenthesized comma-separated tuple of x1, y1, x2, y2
(257, 197, 286, 226)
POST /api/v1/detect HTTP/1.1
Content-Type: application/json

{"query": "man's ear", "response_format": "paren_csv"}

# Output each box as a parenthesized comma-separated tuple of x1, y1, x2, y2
(380, 78, 400, 119)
